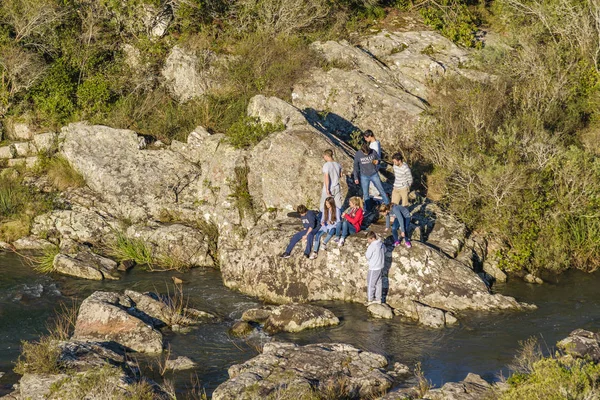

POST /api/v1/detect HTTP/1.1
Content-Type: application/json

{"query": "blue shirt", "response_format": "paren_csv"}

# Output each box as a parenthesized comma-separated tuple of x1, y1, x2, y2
(301, 210, 318, 230)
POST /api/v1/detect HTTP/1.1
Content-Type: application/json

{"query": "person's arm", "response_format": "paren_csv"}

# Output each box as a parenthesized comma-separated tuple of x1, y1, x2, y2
(303, 212, 317, 239)
(345, 209, 362, 225)
(320, 210, 326, 226)
(335, 207, 341, 223)
(365, 242, 373, 260)
(407, 166, 413, 187)
(324, 172, 331, 196)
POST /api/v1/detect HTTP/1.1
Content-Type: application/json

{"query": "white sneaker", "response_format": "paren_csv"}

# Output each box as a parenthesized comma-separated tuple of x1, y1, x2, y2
(338, 238, 345, 247)
(309, 252, 318, 260)
(322, 243, 328, 251)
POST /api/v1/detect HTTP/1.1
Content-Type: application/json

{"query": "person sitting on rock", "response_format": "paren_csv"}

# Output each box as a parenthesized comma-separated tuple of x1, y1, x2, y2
(281, 205, 318, 259)
(353, 142, 389, 213)
(365, 231, 385, 306)
(334, 196, 364, 247)
(379, 204, 412, 248)
(310, 196, 340, 259)
(320, 149, 343, 212)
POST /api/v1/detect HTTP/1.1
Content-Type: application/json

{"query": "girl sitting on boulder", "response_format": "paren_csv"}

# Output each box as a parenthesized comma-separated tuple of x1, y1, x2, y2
(334, 196, 364, 247)
(310, 196, 340, 259)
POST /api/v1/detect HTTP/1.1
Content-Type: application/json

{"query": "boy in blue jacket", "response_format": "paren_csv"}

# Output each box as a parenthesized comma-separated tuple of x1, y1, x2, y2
(281, 205, 318, 259)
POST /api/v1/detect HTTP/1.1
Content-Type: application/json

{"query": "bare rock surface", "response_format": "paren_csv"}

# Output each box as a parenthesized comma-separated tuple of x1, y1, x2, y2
(557, 329, 600, 362)
(73, 291, 163, 353)
(165, 356, 197, 371)
(162, 46, 220, 102)
(426, 373, 492, 400)
(53, 251, 119, 281)
(212, 342, 394, 400)
(368, 303, 394, 319)
(242, 304, 340, 334)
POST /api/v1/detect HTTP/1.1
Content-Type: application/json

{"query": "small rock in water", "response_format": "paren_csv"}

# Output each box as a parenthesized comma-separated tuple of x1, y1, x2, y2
(263, 304, 340, 334)
(524, 274, 544, 284)
(241, 306, 276, 323)
(445, 312, 459, 326)
(389, 362, 411, 380)
(0, 371, 5, 378)
(171, 276, 183, 285)
(229, 321, 254, 337)
(117, 259, 135, 271)
(165, 356, 197, 371)
(367, 303, 394, 319)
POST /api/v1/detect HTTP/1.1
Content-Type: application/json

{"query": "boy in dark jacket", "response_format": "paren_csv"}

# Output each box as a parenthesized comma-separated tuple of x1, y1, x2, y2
(281, 205, 318, 258)
(353, 143, 390, 212)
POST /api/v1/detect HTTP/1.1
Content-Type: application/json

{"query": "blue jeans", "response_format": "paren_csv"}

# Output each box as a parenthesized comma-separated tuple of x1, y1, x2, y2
(391, 216, 410, 242)
(313, 227, 336, 252)
(285, 229, 315, 255)
(360, 173, 389, 211)
(337, 220, 357, 239)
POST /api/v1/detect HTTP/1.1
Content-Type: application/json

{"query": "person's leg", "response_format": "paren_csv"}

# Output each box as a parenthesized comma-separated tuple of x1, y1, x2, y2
(319, 188, 328, 212)
(360, 174, 370, 212)
(313, 230, 324, 253)
(341, 220, 350, 239)
(347, 224, 357, 237)
(323, 228, 335, 244)
(391, 188, 401, 205)
(367, 270, 375, 302)
(370, 174, 390, 205)
(392, 218, 400, 242)
(399, 186, 409, 207)
(374, 269, 383, 302)
(304, 231, 316, 255)
(334, 221, 342, 239)
(285, 230, 307, 254)
(332, 186, 343, 210)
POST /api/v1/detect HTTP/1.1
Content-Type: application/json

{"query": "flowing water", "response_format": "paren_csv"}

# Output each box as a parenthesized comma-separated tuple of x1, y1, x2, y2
(1, 251, 600, 396)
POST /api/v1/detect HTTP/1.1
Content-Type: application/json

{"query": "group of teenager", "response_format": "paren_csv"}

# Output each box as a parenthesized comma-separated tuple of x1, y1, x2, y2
(280, 130, 414, 306)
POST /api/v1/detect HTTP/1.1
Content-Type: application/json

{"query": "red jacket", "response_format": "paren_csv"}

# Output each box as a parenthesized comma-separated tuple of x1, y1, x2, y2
(343, 207, 364, 232)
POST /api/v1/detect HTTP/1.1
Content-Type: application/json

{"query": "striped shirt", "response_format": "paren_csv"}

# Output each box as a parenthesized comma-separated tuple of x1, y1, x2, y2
(393, 163, 413, 189)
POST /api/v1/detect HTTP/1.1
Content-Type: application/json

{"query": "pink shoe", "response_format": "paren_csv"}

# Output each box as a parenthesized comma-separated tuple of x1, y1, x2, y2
(393, 241, 401, 247)
(404, 239, 412, 248)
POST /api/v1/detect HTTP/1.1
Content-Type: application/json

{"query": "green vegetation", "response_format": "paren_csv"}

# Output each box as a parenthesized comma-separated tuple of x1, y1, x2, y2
(227, 116, 285, 149)
(37, 155, 86, 191)
(417, 0, 600, 274)
(228, 163, 255, 220)
(34, 245, 60, 273)
(108, 231, 154, 268)
(0, 174, 53, 242)
(501, 338, 600, 399)
(14, 336, 62, 375)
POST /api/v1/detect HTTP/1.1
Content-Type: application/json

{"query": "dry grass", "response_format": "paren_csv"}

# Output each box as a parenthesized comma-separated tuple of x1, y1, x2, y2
(14, 336, 62, 375)
(43, 156, 86, 191)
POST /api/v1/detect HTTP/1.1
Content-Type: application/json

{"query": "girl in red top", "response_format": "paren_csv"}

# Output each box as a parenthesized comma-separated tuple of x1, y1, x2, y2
(334, 196, 364, 247)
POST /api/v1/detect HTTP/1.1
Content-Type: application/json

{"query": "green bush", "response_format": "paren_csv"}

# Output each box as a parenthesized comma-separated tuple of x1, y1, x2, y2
(30, 59, 77, 127)
(420, 0, 481, 48)
(14, 336, 62, 375)
(227, 116, 284, 149)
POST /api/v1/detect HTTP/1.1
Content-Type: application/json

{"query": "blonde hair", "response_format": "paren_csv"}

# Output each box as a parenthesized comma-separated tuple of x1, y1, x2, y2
(349, 196, 364, 209)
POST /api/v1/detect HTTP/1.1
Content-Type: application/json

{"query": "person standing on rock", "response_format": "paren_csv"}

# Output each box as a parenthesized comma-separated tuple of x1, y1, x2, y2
(391, 152, 412, 207)
(365, 231, 385, 306)
(281, 205, 318, 259)
(364, 130, 381, 160)
(353, 142, 390, 213)
(379, 204, 412, 248)
(334, 196, 364, 247)
(311, 196, 340, 259)
(320, 149, 343, 212)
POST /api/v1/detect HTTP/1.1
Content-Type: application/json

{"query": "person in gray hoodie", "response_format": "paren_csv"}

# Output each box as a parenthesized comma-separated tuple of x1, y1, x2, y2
(353, 142, 390, 213)
(365, 231, 386, 306)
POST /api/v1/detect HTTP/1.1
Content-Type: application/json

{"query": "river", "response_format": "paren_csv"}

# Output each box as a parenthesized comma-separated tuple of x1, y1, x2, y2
(1, 251, 599, 396)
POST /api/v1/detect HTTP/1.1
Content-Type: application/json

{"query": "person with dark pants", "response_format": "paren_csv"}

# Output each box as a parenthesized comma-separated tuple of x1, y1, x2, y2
(379, 204, 412, 248)
(353, 142, 390, 213)
(281, 205, 318, 258)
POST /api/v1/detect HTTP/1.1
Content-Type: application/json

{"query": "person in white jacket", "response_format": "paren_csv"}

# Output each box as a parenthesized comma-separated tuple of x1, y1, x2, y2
(365, 231, 386, 306)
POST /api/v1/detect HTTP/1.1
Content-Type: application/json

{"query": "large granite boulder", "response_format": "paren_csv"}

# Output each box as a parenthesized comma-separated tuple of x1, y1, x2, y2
(242, 304, 340, 334)
(212, 342, 394, 400)
(53, 251, 119, 281)
(557, 329, 600, 362)
(72, 291, 163, 353)
(220, 221, 534, 327)
(161, 46, 220, 102)
(292, 30, 490, 149)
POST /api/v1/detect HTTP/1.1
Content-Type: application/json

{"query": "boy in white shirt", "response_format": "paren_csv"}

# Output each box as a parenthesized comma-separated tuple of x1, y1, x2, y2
(391, 152, 413, 207)
(365, 231, 386, 306)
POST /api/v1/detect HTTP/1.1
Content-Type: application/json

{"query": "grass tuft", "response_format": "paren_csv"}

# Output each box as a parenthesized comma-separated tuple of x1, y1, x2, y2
(14, 336, 62, 375)
(109, 231, 154, 269)
(34, 245, 60, 274)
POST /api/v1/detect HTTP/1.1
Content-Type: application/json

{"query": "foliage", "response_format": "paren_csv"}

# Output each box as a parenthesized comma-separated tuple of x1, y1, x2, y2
(502, 357, 600, 400)
(228, 163, 255, 220)
(14, 336, 62, 375)
(108, 231, 154, 268)
(195, 217, 220, 266)
(34, 245, 60, 274)
(227, 116, 284, 149)
(37, 155, 86, 191)
(420, 0, 481, 48)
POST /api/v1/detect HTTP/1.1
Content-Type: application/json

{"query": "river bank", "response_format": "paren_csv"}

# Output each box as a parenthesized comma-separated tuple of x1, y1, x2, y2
(2, 251, 600, 397)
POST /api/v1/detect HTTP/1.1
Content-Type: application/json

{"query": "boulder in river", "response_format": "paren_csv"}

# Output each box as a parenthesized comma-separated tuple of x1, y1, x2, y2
(243, 304, 339, 334)
(557, 329, 600, 362)
(212, 342, 394, 400)
(368, 303, 394, 319)
(165, 356, 197, 371)
(426, 373, 492, 400)
(53, 251, 119, 281)
(229, 321, 254, 337)
(73, 291, 163, 353)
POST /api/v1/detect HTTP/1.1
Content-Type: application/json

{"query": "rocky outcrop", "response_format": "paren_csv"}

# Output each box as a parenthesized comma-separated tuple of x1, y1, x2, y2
(15, 340, 166, 400)
(212, 342, 394, 400)
(368, 303, 394, 319)
(162, 46, 220, 102)
(165, 356, 197, 371)
(557, 329, 600, 362)
(292, 30, 490, 149)
(243, 304, 339, 334)
(425, 373, 492, 400)
(247, 95, 308, 129)
(53, 251, 119, 280)
(220, 222, 534, 327)
(73, 291, 163, 353)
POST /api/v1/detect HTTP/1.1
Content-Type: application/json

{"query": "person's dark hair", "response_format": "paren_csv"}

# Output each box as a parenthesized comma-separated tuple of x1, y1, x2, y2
(392, 152, 403, 162)
(366, 231, 377, 240)
(363, 129, 375, 138)
(360, 142, 371, 154)
(297, 204, 308, 214)
(323, 149, 333, 158)
(324, 197, 337, 223)
(378, 204, 391, 213)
